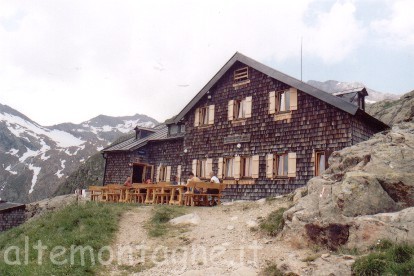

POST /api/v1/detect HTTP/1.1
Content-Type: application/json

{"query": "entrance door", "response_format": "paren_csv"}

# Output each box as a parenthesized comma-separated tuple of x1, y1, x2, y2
(132, 164, 144, 183)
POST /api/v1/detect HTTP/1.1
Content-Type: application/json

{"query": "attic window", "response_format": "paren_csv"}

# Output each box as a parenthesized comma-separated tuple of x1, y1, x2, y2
(234, 67, 249, 83)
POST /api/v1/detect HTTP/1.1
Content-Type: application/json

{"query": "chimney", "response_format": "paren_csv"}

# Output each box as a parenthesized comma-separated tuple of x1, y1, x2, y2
(134, 126, 141, 140)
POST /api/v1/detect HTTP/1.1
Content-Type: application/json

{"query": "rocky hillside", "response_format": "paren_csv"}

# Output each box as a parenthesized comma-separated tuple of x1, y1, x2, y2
(308, 80, 400, 103)
(366, 90, 414, 125)
(283, 121, 414, 250)
(0, 102, 157, 203)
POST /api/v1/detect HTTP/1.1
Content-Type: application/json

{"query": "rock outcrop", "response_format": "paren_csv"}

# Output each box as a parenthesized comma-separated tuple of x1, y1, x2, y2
(366, 90, 414, 125)
(283, 122, 414, 250)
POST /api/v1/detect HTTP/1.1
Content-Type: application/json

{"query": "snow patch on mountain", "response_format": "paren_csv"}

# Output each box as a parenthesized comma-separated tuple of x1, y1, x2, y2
(28, 164, 41, 194)
(6, 148, 19, 155)
(5, 165, 18, 175)
(19, 147, 39, 163)
(55, 160, 66, 178)
(0, 112, 85, 148)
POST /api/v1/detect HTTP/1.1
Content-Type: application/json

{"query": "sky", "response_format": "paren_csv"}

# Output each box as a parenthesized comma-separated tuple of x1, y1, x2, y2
(0, 0, 413, 126)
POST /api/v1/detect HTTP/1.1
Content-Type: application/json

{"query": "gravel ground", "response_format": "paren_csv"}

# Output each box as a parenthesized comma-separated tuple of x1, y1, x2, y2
(105, 197, 354, 276)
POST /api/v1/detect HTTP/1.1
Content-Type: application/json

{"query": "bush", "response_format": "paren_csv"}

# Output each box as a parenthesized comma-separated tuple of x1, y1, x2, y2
(352, 242, 414, 275)
(259, 208, 286, 236)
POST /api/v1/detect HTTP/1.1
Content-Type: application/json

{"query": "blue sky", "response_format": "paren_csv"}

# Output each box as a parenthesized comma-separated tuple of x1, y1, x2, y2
(0, 0, 413, 125)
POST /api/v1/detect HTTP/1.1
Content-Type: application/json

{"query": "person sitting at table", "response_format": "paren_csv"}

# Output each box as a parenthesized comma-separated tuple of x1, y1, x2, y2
(186, 172, 201, 194)
(145, 178, 153, 184)
(209, 171, 220, 183)
(171, 175, 178, 185)
(124, 176, 132, 187)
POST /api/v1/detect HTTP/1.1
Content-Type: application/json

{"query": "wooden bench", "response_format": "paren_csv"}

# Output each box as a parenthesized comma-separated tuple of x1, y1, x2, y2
(89, 186, 104, 201)
(185, 182, 226, 206)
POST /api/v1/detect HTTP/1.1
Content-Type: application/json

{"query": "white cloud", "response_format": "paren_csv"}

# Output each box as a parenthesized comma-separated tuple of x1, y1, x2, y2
(0, 1, 401, 125)
(371, 0, 414, 47)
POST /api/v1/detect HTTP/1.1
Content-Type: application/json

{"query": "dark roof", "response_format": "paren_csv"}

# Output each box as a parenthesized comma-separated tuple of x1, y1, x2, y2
(103, 124, 183, 152)
(332, 87, 368, 97)
(171, 52, 363, 124)
(0, 201, 25, 213)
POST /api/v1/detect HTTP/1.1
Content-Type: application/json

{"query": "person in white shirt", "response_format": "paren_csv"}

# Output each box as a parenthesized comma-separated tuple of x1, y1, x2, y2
(209, 172, 220, 183)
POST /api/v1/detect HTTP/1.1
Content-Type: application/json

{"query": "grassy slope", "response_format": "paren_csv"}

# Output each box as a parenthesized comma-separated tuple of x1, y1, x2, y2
(0, 202, 130, 275)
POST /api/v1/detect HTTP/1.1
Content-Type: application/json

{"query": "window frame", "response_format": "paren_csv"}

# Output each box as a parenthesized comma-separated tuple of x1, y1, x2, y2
(224, 157, 235, 179)
(315, 151, 326, 176)
(198, 106, 209, 126)
(276, 90, 291, 113)
(274, 153, 289, 178)
(241, 156, 253, 178)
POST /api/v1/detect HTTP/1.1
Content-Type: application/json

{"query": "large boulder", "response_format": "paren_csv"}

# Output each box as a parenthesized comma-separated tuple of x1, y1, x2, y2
(283, 122, 414, 250)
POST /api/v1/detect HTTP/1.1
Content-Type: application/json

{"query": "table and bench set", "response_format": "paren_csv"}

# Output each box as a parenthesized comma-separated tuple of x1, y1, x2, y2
(88, 181, 226, 207)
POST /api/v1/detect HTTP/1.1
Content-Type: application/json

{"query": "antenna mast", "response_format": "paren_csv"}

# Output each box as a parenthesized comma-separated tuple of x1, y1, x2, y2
(301, 36, 303, 81)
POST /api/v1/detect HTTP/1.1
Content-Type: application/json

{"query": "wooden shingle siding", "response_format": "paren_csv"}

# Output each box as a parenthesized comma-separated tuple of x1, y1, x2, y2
(103, 55, 387, 200)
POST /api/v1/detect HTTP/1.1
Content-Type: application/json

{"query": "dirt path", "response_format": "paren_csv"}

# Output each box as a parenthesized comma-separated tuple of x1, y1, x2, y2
(106, 198, 354, 275)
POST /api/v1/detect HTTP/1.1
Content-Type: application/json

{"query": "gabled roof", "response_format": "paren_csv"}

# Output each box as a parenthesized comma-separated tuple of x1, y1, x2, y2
(0, 201, 25, 213)
(171, 52, 363, 124)
(102, 124, 183, 152)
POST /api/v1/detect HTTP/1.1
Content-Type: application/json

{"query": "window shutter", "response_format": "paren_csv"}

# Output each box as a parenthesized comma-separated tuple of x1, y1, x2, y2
(228, 100, 234, 121)
(177, 165, 181, 184)
(234, 156, 241, 179)
(288, 152, 297, 177)
(289, 88, 298, 111)
(252, 155, 260, 179)
(245, 96, 252, 118)
(217, 157, 223, 179)
(194, 108, 200, 127)
(192, 159, 197, 176)
(208, 105, 215, 125)
(206, 158, 213, 176)
(166, 166, 171, 182)
(156, 165, 161, 183)
(269, 91, 276, 114)
(266, 154, 274, 178)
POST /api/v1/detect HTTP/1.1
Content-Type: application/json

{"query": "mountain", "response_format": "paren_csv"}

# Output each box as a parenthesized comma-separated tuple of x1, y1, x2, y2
(366, 90, 414, 125)
(307, 80, 400, 103)
(0, 103, 157, 203)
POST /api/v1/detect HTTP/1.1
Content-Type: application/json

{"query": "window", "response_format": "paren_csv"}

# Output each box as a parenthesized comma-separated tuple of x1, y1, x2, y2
(241, 156, 252, 178)
(277, 90, 291, 112)
(315, 151, 326, 176)
(180, 124, 185, 133)
(228, 97, 252, 121)
(169, 125, 179, 135)
(269, 88, 298, 115)
(275, 154, 289, 177)
(224, 158, 234, 178)
(192, 158, 212, 178)
(266, 152, 296, 178)
(159, 165, 167, 182)
(194, 105, 215, 127)
(234, 67, 248, 83)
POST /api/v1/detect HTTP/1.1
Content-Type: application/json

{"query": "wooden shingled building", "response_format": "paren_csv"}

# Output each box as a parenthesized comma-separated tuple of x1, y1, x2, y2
(102, 52, 388, 200)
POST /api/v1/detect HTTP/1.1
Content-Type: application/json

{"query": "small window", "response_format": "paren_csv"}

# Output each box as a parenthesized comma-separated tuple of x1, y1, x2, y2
(234, 99, 246, 119)
(277, 90, 291, 112)
(315, 151, 326, 176)
(224, 158, 234, 178)
(159, 166, 167, 182)
(241, 156, 252, 178)
(169, 125, 179, 135)
(199, 107, 209, 126)
(234, 67, 249, 82)
(197, 159, 207, 179)
(275, 153, 289, 177)
(180, 124, 185, 133)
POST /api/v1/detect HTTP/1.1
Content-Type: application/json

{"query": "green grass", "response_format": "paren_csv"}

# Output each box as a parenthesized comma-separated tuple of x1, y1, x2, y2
(259, 263, 284, 276)
(259, 208, 286, 236)
(0, 202, 130, 276)
(352, 241, 414, 275)
(145, 205, 187, 238)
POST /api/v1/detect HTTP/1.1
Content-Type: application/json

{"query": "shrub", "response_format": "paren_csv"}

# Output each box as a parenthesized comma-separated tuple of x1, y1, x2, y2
(352, 242, 414, 275)
(259, 208, 286, 236)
